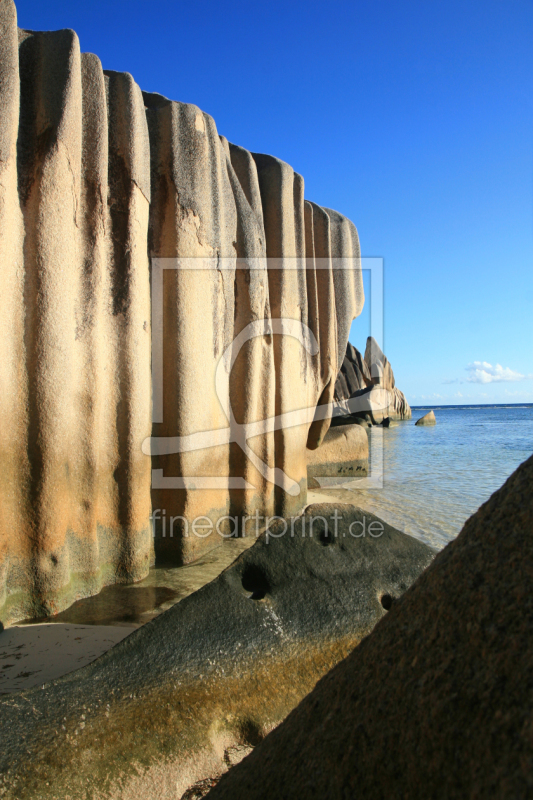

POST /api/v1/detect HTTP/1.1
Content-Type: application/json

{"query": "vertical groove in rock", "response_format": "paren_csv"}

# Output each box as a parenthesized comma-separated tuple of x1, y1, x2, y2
(18, 27, 84, 615)
(224, 139, 275, 532)
(105, 70, 152, 579)
(252, 154, 310, 517)
(145, 96, 238, 563)
(324, 206, 364, 371)
(305, 201, 338, 451)
(77, 51, 108, 591)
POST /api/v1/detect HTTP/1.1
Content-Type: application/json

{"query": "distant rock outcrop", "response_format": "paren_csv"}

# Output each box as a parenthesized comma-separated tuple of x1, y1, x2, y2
(0, 1, 364, 624)
(207, 454, 533, 800)
(0, 505, 434, 800)
(416, 410, 437, 425)
(334, 342, 373, 397)
(334, 337, 411, 424)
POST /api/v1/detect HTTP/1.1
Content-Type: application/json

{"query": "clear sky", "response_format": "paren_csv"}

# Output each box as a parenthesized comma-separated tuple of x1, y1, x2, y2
(15, 0, 533, 405)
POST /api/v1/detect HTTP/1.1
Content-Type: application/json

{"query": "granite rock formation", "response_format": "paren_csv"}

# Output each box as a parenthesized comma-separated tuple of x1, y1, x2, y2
(307, 424, 368, 487)
(334, 341, 373, 397)
(0, 504, 435, 800)
(334, 337, 411, 425)
(416, 410, 437, 426)
(0, 0, 363, 624)
(207, 454, 533, 800)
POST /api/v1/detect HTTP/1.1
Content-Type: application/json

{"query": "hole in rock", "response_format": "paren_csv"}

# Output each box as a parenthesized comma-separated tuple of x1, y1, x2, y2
(319, 528, 336, 546)
(380, 594, 394, 611)
(241, 565, 270, 600)
(237, 717, 264, 747)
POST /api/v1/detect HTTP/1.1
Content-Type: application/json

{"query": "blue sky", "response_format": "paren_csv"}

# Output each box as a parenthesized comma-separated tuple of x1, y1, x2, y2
(15, 0, 533, 405)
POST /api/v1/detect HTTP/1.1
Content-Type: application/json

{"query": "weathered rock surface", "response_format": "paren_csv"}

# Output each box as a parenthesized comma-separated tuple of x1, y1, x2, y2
(334, 342, 372, 398)
(307, 424, 368, 487)
(416, 409, 436, 426)
(0, 504, 435, 799)
(334, 337, 411, 424)
(207, 455, 533, 800)
(0, 0, 363, 624)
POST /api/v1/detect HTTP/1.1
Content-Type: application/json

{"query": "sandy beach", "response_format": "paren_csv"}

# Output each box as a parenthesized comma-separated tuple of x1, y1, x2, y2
(0, 624, 134, 694)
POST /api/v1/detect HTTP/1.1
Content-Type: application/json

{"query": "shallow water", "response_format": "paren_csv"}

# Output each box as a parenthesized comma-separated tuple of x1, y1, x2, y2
(22, 536, 255, 628)
(309, 404, 533, 549)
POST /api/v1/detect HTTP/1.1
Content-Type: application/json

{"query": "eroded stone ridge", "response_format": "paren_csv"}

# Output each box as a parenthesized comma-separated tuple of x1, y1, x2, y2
(0, 0, 363, 623)
(334, 336, 412, 423)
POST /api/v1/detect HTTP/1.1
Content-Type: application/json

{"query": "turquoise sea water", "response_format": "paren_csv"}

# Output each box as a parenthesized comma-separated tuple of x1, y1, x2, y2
(312, 404, 533, 550)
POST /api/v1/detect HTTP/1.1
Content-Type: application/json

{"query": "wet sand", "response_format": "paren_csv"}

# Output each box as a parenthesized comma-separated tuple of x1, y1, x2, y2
(0, 624, 133, 694)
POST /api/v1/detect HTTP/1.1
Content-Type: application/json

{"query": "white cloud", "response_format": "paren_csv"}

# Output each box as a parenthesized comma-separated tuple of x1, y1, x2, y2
(465, 362, 531, 384)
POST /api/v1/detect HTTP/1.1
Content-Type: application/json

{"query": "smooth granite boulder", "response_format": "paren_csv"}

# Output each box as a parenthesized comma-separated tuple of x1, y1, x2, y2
(416, 410, 436, 426)
(207, 454, 533, 800)
(307, 424, 368, 487)
(0, 504, 434, 800)
(363, 337, 412, 420)
(364, 336, 395, 388)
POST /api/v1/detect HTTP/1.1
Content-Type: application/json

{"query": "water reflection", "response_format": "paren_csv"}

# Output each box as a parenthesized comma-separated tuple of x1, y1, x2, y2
(22, 536, 255, 628)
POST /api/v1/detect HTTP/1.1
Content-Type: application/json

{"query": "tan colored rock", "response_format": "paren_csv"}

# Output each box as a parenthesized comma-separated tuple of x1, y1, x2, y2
(0, 19, 153, 625)
(364, 336, 411, 420)
(364, 336, 395, 388)
(307, 425, 368, 486)
(415, 410, 436, 425)
(0, 0, 364, 623)
(335, 385, 390, 425)
(334, 337, 411, 424)
(335, 342, 372, 398)
(389, 385, 412, 420)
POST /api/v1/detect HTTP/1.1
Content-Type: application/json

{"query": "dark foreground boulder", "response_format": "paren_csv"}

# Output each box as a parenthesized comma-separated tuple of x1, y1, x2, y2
(0, 505, 434, 800)
(207, 454, 533, 800)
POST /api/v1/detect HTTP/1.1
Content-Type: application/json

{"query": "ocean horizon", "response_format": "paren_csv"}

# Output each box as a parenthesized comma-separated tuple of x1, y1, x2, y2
(411, 402, 533, 409)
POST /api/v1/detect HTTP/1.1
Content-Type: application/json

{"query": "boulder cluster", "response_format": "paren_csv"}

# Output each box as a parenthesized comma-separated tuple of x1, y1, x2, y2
(334, 337, 412, 425)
